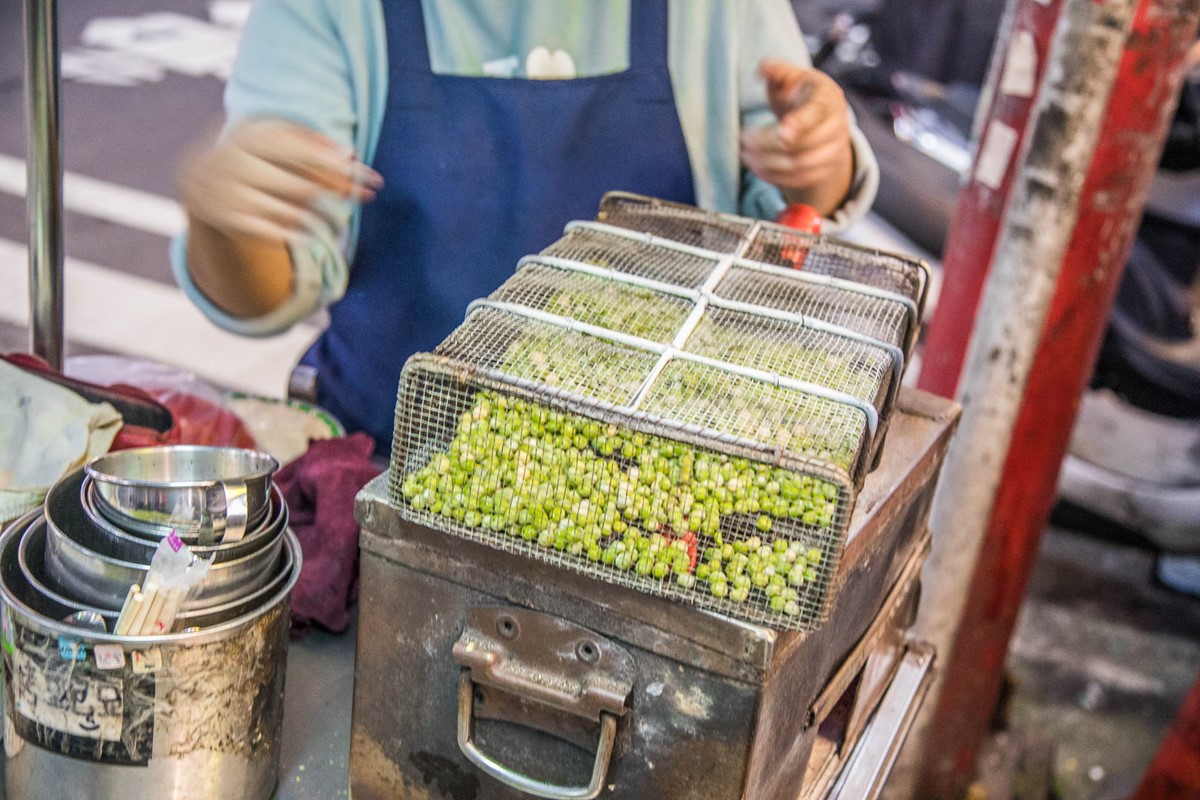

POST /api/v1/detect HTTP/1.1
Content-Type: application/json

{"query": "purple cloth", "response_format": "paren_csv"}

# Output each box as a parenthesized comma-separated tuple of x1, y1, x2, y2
(277, 433, 380, 633)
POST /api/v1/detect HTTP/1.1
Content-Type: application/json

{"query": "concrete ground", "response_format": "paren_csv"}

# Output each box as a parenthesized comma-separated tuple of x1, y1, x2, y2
(999, 525, 1200, 800)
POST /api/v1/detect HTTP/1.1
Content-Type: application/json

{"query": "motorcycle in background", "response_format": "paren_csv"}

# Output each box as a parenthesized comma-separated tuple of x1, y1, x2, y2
(795, 0, 1200, 591)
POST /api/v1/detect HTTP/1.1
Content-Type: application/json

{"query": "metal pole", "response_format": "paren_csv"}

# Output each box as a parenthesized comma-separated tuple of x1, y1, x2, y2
(916, 0, 1065, 399)
(891, 0, 1200, 795)
(1131, 671, 1200, 800)
(24, 0, 65, 370)
(885, 0, 1138, 794)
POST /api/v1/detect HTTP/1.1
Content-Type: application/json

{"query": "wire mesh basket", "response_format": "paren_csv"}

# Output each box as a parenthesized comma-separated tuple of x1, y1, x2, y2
(596, 191, 931, 344)
(388, 193, 925, 631)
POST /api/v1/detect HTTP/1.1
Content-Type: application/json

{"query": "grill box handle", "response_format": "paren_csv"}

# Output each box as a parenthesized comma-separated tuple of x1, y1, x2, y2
(452, 608, 636, 799)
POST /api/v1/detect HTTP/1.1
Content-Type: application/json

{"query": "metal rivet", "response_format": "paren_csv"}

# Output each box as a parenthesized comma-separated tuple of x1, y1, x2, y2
(497, 616, 519, 639)
(577, 641, 599, 663)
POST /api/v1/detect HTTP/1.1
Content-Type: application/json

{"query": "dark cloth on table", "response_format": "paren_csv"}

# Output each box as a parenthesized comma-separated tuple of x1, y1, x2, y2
(277, 433, 381, 634)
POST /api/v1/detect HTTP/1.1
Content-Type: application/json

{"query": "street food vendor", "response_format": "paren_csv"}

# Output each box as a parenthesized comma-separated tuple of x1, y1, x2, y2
(172, 0, 880, 453)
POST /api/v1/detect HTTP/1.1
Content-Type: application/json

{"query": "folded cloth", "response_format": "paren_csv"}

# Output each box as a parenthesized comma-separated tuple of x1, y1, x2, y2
(277, 433, 380, 633)
(1, 360, 122, 524)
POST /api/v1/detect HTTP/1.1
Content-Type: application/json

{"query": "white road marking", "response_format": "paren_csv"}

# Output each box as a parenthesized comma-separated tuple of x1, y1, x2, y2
(0, 237, 319, 397)
(0, 153, 185, 238)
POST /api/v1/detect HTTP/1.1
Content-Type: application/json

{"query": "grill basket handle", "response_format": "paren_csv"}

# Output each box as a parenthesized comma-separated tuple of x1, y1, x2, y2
(777, 203, 824, 237)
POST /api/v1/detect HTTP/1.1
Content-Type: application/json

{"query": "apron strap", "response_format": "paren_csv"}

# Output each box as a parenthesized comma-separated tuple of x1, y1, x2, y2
(630, 0, 676, 104)
(390, 0, 435, 73)
(629, 0, 670, 73)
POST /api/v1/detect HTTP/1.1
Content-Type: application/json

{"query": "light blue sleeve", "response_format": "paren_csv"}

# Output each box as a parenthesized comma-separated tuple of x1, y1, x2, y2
(735, 0, 878, 232)
(170, 0, 388, 337)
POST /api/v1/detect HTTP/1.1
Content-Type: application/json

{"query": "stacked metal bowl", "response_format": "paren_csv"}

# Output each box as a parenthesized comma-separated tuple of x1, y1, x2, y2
(1, 445, 299, 634)
(1, 445, 302, 800)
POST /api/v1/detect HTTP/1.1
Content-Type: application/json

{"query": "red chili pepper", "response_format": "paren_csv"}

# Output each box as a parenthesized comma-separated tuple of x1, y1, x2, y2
(664, 527, 699, 574)
(682, 530, 698, 573)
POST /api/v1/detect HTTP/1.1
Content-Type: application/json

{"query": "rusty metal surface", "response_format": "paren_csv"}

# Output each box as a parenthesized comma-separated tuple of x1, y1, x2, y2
(743, 526, 934, 800)
(350, 558, 760, 800)
(349, 389, 958, 799)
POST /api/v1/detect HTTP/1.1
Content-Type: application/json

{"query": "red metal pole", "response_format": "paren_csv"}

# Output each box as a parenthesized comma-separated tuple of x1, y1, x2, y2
(914, 0, 1200, 795)
(1131, 671, 1200, 800)
(917, 0, 1065, 398)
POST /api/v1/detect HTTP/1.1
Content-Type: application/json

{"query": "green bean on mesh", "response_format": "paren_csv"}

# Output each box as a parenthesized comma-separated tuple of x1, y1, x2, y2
(398, 391, 840, 618)
(540, 278, 690, 342)
(686, 315, 885, 401)
(497, 329, 649, 405)
(642, 361, 865, 471)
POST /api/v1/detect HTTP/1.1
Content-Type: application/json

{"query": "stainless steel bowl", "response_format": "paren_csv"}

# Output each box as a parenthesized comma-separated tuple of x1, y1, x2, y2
(48, 468, 283, 565)
(42, 474, 285, 611)
(86, 446, 278, 543)
(12, 514, 298, 632)
(2, 510, 299, 634)
(80, 474, 282, 557)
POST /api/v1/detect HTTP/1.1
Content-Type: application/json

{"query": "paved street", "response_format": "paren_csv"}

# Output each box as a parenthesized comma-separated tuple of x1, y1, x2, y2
(0, 0, 319, 396)
(2, 5, 348, 799)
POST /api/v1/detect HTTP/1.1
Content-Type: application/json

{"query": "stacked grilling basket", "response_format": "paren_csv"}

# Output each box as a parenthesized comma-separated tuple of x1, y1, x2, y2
(1, 446, 301, 800)
(391, 191, 931, 633)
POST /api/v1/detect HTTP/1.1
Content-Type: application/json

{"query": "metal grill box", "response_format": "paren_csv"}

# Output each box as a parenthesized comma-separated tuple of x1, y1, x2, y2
(353, 389, 958, 800)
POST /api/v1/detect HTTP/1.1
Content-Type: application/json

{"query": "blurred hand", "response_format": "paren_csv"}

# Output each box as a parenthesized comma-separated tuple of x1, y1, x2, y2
(740, 60, 854, 213)
(179, 119, 382, 243)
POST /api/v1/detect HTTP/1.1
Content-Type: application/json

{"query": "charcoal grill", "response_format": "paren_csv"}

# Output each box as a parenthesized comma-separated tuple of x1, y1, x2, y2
(389, 193, 932, 632)
(353, 389, 957, 800)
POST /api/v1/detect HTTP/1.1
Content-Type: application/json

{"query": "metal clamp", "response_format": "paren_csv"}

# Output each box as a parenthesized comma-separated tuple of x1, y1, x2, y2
(452, 608, 636, 799)
(457, 672, 617, 800)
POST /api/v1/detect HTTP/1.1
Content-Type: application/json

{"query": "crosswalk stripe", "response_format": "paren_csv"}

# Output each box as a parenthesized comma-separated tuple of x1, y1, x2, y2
(0, 152, 185, 238)
(0, 236, 319, 397)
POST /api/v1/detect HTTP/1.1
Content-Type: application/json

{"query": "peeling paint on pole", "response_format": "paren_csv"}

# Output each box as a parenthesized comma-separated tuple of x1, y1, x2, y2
(888, 0, 1140, 796)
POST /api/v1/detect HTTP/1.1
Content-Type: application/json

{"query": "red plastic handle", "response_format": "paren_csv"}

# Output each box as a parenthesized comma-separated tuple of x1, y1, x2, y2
(776, 203, 823, 235)
(774, 204, 822, 270)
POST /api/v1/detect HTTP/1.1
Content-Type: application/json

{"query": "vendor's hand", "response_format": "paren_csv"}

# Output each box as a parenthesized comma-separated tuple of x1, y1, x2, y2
(179, 119, 383, 243)
(740, 60, 854, 216)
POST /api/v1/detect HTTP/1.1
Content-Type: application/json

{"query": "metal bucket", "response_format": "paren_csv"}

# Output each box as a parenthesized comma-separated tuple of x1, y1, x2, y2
(1, 511, 301, 800)
(86, 446, 277, 543)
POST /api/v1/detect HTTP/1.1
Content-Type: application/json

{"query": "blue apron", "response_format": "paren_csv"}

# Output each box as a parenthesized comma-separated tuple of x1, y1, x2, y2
(304, 0, 697, 453)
